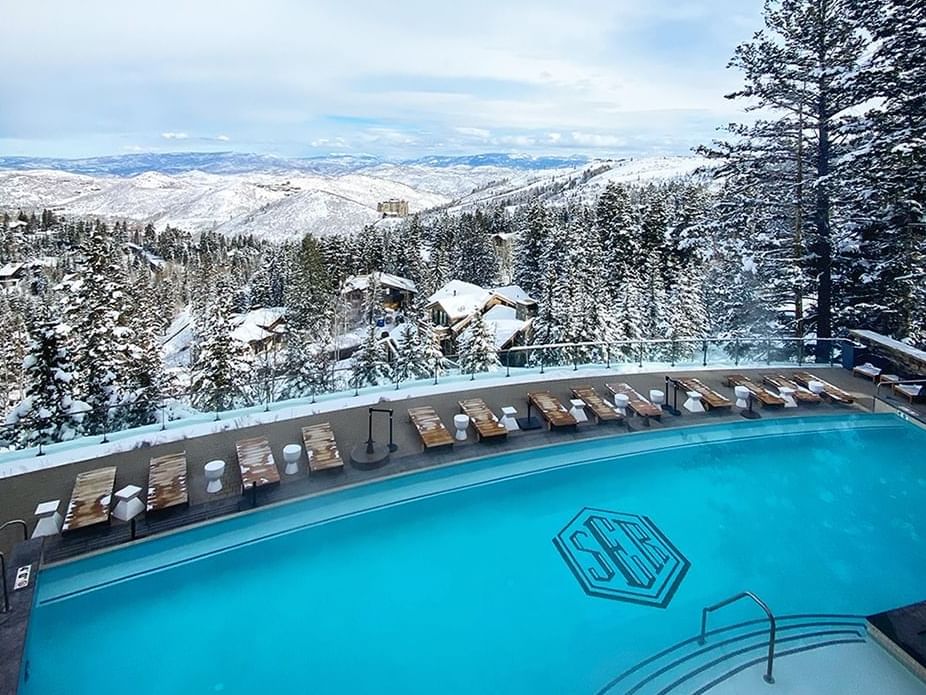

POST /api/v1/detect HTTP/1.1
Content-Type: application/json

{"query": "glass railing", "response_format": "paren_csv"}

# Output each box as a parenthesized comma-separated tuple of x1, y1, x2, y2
(0, 336, 850, 461)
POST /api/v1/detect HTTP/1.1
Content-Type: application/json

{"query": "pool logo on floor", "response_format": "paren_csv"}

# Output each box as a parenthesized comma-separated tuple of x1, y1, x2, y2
(553, 508, 690, 608)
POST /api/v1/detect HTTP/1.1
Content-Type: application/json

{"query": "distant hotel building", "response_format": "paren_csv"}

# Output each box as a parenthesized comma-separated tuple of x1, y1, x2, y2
(377, 199, 409, 217)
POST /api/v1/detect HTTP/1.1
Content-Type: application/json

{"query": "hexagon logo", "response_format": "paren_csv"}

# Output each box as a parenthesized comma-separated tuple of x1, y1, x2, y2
(553, 507, 690, 608)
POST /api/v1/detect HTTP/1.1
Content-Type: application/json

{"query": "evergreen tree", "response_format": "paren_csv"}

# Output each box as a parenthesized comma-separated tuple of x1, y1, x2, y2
(451, 212, 500, 287)
(119, 277, 165, 428)
(191, 281, 247, 412)
(513, 199, 551, 298)
(6, 313, 86, 446)
(281, 328, 334, 398)
(458, 313, 499, 374)
(391, 321, 432, 383)
(351, 326, 388, 388)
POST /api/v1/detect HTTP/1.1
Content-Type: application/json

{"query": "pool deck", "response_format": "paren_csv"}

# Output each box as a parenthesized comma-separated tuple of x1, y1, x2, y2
(0, 365, 896, 564)
(0, 365, 922, 695)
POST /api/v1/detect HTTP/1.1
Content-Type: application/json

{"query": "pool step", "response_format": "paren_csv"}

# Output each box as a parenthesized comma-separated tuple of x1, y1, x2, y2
(596, 614, 867, 695)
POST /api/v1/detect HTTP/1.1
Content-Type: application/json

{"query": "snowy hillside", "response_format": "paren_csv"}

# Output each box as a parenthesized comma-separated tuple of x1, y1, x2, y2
(0, 155, 709, 240)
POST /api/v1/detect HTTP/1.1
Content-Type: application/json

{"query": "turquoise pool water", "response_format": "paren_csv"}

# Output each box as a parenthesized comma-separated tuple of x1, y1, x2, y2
(21, 414, 926, 694)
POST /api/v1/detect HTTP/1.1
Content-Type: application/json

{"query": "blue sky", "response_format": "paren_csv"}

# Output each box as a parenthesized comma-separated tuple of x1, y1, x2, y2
(0, 0, 762, 159)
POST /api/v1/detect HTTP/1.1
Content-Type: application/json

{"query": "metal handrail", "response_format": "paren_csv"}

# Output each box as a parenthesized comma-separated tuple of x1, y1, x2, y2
(699, 591, 776, 684)
(875, 377, 926, 401)
(0, 520, 28, 543)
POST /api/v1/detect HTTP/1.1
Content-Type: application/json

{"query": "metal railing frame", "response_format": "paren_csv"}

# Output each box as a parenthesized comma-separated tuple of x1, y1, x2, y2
(699, 591, 777, 685)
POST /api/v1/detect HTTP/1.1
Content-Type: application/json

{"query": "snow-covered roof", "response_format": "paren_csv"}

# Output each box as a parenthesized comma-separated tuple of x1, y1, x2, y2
(482, 305, 529, 348)
(427, 280, 492, 322)
(342, 272, 417, 294)
(231, 307, 286, 344)
(7, 219, 27, 229)
(491, 285, 537, 305)
(0, 262, 24, 278)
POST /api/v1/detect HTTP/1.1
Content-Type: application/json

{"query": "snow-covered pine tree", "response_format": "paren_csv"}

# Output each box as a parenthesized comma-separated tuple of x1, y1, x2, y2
(6, 312, 86, 447)
(250, 245, 287, 308)
(281, 328, 334, 399)
(596, 182, 639, 300)
(351, 325, 388, 388)
(191, 280, 248, 413)
(513, 198, 551, 299)
(69, 222, 131, 434)
(284, 234, 333, 331)
(451, 212, 500, 288)
(118, 276, 165, 429)
(840, 0, 926, 344)
(458, 312, 499, 375)
(716, 0, 867, 355)
(391, 321, 432, 384)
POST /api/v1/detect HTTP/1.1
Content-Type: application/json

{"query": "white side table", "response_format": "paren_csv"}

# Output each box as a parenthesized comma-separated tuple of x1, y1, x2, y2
(283, 444, 302, 475)
(613, 393, 630, 416)
(204, 460, 226, 494)
(32, 500, 63, 538)
(453, 413, 470, 441)
(500, 406, 519, 432)
(569, 399, 588, 423)
(649, 389, 666, 411)
(778, 386, 798, 408)
(112, 485, 145, 522)
(808, 381, 825, 397)
(683, 391, 705, 413)
(734, 385, 751, 409)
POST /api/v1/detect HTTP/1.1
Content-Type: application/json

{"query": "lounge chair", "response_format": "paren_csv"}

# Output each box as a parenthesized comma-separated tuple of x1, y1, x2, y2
(235, 436, 281, 492)
(63, 466, 117, 532)
(675, 377, 733, 410)
(605, 383, 662, 419)
(409, 406, 454, 449)
(527, 391, 578, 430)
(792, 372, 854, 404)
(762, 374, 822, 404)
(725, 375, 786, 407)
(302, 423, 345, 472)
(893, 382, 925, 404)
(459, 398, 508, 441)
(852, 362, 882, 381)
(571, 386, 622, 424)
(146, 452, 188, 513)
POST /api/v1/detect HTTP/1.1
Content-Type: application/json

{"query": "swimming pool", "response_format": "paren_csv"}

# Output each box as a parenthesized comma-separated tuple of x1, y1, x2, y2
(21, 414, 926, 693)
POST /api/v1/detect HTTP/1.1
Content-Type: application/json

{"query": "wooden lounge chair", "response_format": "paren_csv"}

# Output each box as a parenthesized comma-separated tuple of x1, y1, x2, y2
(893, 382, 925, 404)
(63, 466, 117, 532)
(409, 406, 454, 450)
(675, 377, 733, 410)
(571, 385, 622, 424)
(725, 375, 786, 407)
(528, 391, 578, 430)
(146, 452, 188, 513)
(301, 422, 345, 472)
(235, 436, 281, 492)
(762, 374, 822, 404)
(458, 398, 508, 441)
(852, 362, 882, 381)
(605, 383, 662, 419)
(792, 372, 855, 404)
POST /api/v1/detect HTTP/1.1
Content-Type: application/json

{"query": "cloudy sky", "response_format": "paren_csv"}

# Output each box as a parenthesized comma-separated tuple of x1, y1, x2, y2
(0, 0, 762, 159)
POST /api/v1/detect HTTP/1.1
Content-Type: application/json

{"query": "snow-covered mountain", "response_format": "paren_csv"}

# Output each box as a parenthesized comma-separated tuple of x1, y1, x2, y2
(0, 154, 709, 241)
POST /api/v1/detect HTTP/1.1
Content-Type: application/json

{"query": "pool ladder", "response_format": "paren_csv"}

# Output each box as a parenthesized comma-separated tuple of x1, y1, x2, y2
(699, 591, 777, 685)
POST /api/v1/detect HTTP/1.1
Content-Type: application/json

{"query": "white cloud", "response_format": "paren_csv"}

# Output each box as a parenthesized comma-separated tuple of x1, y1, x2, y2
(454, 127, 491, 139)
(161, 132, 188, 140)
(215, 134, 230, 141)
(569, 131, 627, 147)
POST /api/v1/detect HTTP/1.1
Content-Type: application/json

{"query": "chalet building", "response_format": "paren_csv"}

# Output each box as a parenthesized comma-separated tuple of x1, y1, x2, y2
(230, 307, 287, 353)
(376, 199, 409, 217)
(0, 263, 27, 295)
(425, 279, 538, 355)
(341, 272, 418, 326)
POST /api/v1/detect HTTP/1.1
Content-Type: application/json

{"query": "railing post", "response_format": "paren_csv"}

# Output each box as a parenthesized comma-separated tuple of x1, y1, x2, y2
(734, 338, 740, 366)
(606, 344, 611, 369)
(573, 344, 578, 371)
(766, 338, 772, 366)
(638, 341, 643, 369)
(506, 350, 511, 378)
(540, 348, 545, 375)
(702, 340, 708, 367)
(670, 339, 677, 368)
